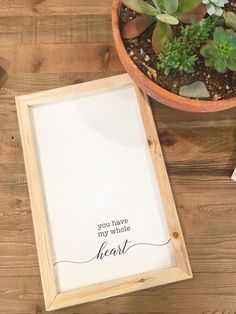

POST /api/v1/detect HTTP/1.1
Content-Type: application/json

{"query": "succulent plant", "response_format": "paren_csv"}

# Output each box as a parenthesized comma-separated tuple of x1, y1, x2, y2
(200, 27, 236, 72)
(122, 0, 207, 53)
(157, 16, 219, 74)
(202, 0, 228, 16)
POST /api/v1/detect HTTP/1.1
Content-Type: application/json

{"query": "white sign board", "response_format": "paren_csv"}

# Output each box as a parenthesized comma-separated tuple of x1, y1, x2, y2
(16, 74, 192, 311)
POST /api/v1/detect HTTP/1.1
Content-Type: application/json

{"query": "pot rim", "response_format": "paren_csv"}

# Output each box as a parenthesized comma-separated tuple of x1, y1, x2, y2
(112, 0, 236, 112)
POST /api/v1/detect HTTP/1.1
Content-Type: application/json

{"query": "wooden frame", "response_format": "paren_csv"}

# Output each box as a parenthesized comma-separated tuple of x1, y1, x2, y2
(16, 74, 192, 311)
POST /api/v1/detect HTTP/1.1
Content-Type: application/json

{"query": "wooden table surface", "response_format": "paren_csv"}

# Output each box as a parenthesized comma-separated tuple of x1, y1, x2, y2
(1, 1, 236, 314)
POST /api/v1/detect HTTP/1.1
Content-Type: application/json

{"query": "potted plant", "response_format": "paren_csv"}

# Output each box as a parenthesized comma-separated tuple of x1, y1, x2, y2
(112, 0, 236, 112)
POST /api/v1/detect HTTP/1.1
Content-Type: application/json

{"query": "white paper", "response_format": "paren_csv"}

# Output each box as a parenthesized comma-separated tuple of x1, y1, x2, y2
(231, 168, 236, 181)
(30, 84, 176, 292)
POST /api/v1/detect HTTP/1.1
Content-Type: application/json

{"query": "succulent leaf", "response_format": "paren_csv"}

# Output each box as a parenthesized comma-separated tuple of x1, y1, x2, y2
(228, 56, 236, 71)
(225, 34, 236, 47)
(154, 0, 165, 11)
(224, 11, 236, 31)
(164, 0, 179, 14)
(152, 0, 161, 10)
(205, 58, 215, 67)
(200, 40, 218, 58)
(122, 15, 155, 39)
(230, 48, 236, 59)
(156, 14, 179, 25)
(178, 3, 207, 23)
(213, 27, 225, 44)
(152, 21, 173, 53)
(121, 0, 158, 15)
(228, 50, 236, 71)
(177, 0, 201, 14)
(214, 56, 227, 72)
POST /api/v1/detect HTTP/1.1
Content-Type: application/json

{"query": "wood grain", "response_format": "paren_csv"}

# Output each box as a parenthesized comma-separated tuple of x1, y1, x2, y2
(0, 0, 236, 313)
(0, 15, 113, 45)
(0, 1, 113, 16)
(0, 44, 122, 74)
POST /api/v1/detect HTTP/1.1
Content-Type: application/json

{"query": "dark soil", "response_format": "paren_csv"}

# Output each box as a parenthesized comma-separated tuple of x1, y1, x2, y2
(120, 0, 236, 100)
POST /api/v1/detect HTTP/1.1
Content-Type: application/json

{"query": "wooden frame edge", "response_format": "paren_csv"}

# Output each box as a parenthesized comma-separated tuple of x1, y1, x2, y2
(16, 73, 131, 106)
(16, 73, 192, 311)
(47, 267, 191, 311)
(16, 97, 58, 309)
(135, 87, 192, 278)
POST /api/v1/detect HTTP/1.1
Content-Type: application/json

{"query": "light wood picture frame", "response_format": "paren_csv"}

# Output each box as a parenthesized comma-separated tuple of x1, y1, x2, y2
(16, 74, 192, 311)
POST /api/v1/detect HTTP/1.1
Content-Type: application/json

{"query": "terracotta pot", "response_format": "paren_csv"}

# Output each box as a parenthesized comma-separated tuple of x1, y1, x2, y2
(112, 0, 236, 113)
